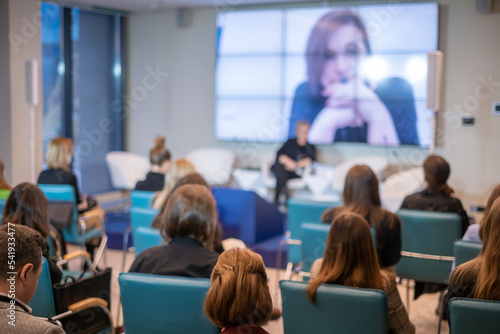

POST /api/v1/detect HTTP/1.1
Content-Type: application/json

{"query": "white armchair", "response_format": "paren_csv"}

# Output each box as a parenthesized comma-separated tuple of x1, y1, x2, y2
(105, 151, 150, 190)
(380, 167, 424, 212)
(185, 147, 235, 186)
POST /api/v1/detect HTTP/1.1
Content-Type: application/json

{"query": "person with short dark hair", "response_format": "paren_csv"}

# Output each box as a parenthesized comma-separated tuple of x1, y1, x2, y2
(129, 184, 220, 278)
(309, 213, 414, 334)
(204, 248, 273, 334)
(135, 136, 171, 191)
(322, 165, 402, 269)
(1, 183, 62, 284)
(0, 224, 65, 333)
(272, 121, 316, 205)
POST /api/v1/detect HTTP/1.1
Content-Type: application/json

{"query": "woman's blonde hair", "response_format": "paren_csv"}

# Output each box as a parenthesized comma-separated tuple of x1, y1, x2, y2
(152, 158, 196, 209)
(46, 137, 73, 170)
(307, 212, 383, 303)
(204, 248, 273, 328)
(451, 197, 500, 300)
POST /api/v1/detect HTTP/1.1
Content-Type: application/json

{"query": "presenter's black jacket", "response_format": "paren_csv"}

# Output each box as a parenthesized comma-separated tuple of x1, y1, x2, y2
(400, 187, 469, 235)
(274, 139, 316, 165)
(134, 171, 165, 191)
(128, 236, 220, 278)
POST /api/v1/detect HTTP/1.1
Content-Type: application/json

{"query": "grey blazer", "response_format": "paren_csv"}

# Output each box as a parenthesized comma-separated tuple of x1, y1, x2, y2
(0, 294, 64, 334)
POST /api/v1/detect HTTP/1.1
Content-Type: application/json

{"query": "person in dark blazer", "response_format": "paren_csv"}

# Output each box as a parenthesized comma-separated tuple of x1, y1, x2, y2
(0, 224, 65, 333)
(135, 136, 171, 191)
(129, 184, 220, 278)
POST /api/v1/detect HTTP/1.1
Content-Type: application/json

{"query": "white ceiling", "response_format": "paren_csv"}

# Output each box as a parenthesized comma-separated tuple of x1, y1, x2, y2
(57, 0, 316, 13)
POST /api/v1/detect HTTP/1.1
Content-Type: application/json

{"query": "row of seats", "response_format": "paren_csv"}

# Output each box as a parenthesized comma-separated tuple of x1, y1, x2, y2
(117, 271, 500, 334)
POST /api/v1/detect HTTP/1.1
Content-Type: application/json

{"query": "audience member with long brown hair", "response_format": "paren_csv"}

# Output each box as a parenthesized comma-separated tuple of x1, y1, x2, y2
(152, 158, 195, 210)
(135, 136, 171, 191)
(462, 184, 500, 242)
(129, 184, 220, 278)
(321, 164, 401, 268)
(1, 183, 63, 284)
(400, 155, 469, 299)
(443, 197, 500, 321)
(204, 248, 273, 334)
(0, 158, 12, 200)
(309, 212, 414, 334)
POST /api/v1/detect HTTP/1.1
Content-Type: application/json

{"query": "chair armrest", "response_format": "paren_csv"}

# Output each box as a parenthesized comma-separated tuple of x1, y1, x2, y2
(67, 297, 108, 313)
(56, 250, 92, 268)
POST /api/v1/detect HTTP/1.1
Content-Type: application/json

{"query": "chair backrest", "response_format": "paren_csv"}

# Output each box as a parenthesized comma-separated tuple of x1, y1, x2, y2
(38, 184, 78, 222)
(130, 207, 159, 230)
(185, 147, 235, 185)
(287, 198, 341, 263)
(300, 223, 376, 273)
(105, 151, 150, 190)
(0, 198, 6, 221)
(133, 226, 163, 255)
(280, 280, 388, 334)
(454, 240, 482, 268)
(130, 190, 156, 208)
(449, 298, 500, 334)
(29, 257, 57, 318)
(119, 273, 219, 334)
(395, 209, 462, 284)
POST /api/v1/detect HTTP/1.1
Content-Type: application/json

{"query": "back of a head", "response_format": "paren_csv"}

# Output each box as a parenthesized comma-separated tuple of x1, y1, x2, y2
(46, 137, 73, 170)
(1, 183, 49, 238)
(0, 224, 46, 281)
(423, 155, 453, 195)
(307, 212, 381, 303)
(0, 158, 12, 191)
(204, 248, 272, 328)
(343, 165, 381, 210)
(166, 158, 196, 192)
(150, 136, 171, 166)
(479, 184, 500, 240)
(159, 184, 216, 245)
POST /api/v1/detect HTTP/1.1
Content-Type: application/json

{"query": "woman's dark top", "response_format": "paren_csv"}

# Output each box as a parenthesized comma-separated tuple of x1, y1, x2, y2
(321, 206, 402, 268)
(400, 188, 469, 235)
(134, 172, 165, 191)
(274, 139, 316, 164)
(288, 77, 419, 145)
(38, 168, 81, 204)
(128, 236, 220, 278)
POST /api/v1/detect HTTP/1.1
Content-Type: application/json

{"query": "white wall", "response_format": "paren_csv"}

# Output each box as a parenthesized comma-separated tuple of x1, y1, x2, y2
(128, 0, 500, 208)
(0, 0, 44, 185)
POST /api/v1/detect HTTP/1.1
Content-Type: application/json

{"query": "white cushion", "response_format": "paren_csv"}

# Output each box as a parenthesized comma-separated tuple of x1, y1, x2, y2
(105, 151, 150, 190)
(185, 147, 235, 185)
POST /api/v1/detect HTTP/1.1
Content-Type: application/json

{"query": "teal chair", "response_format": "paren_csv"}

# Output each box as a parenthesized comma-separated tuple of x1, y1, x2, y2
(121, 207, 159, 271)
(38, 184, 107, 268)
(133, 226, 163, 255)
(130, 190, 156, 208)
(0, 198, 6, 221)
(449, 298, 500, 334)
(454, 240, 482, 267)
(119, 273, 219, 334)
(395, 209, 462, 310)
(29, 257, 112, 332)
(280, 198, 341, 279)
(300, 223, 376, 274)
(280, 280, 388, 334)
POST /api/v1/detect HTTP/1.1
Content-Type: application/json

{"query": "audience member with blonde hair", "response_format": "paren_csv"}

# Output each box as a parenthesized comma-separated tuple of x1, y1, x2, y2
(443, 197, 500, 321)
(152, 158, 196, 210)
(129, 184, 219, 278)
(309, 212, 414, 334)
(204, 248, 273, 334)
(38, 137, 105, 258)
(0, 158, 12, 200)
(135, 136, 171, 191)
(322, 164, 401, 269)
